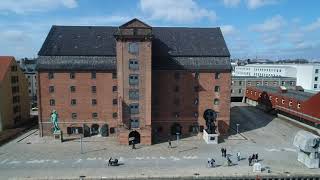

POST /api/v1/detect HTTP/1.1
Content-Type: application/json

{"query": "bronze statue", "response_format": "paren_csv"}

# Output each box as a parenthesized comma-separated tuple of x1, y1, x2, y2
(51, 110, 60, 133)
(203, 109, 217, 134)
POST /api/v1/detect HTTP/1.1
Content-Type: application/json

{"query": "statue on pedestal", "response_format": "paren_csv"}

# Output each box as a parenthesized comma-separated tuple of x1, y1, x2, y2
(51, 110, 60, 133)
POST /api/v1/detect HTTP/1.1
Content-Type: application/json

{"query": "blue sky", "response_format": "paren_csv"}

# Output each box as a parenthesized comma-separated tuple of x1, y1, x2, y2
(0, 0, 320, 60)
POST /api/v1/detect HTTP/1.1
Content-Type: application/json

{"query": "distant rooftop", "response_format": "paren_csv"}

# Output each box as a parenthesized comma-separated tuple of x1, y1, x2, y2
(232, 76, 296, 79)
(252, 86, 314, 101)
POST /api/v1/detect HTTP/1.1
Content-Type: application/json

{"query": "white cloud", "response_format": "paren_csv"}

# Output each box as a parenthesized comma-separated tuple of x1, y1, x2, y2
(61, 15, 132, 26)
(246, 0, 279, 9)
(139, 0, 216, 23)
(0, 0, 78, 14)
(261, 34, 281, 45)
(223, 0, 241, 7)
(220, 25, 237, 36)
(250, 15, 286, 32)
(286, 32, 304, 44)
(303, 17, 320, 32)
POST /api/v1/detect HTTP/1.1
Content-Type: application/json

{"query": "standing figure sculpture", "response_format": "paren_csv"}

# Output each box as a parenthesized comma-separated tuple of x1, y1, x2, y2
(51, 110, 60, 133)
(203, 109, 217, 134)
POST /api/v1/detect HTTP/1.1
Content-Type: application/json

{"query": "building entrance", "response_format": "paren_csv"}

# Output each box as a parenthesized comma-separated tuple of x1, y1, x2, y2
(128, 130, 140, 145)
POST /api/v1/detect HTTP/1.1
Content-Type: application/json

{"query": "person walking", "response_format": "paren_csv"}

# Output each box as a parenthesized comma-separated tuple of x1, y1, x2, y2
(256, 153, 259, 162)
(224, 148, 227, 158)
(168, 139, 172, 148)
(221, 148, 224, 157)
(248, 155, 252, 166)
(252, 153, 256, 163)
(236, 152, 241, 161)
(211, 158, 215, 168)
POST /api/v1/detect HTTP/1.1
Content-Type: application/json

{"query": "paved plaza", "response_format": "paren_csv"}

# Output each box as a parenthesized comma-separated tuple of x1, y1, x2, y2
(0, 103, 319, 179)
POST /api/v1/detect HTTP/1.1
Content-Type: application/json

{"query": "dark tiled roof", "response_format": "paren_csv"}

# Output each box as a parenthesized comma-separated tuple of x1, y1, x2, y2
(37, 56, 231, 71)
(36, 56, 116, 71)
(38, 26, 230, 57)
(254, 86, 314, 101)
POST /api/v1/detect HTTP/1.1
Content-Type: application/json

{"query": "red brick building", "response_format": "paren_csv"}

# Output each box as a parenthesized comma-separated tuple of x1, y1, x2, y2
(37, 19, 231, 144)
(245, 86, 320, 129)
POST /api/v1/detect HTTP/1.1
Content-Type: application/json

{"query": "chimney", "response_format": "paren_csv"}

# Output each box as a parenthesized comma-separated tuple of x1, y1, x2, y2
(279, 86, 287, 93)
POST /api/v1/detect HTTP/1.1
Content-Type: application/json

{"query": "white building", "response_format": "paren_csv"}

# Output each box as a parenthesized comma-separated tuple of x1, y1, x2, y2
(234, 64, 320, 91)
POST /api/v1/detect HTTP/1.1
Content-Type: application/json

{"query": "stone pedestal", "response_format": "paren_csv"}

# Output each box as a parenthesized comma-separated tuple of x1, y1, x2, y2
(203, 130, 218, 144)
(53, 130, 63, 142)
(253, 163, 262, 172)
(297, 151, 319, 168)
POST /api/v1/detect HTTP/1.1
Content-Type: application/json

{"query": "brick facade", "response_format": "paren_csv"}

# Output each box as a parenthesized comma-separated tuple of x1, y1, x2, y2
(37, 18, 231, 145)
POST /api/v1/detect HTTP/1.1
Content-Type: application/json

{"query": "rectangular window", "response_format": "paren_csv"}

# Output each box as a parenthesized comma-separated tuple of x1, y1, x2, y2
(112, 72, 117, 79)
(50, 99, 55, 106)
(129, 103, 139, 114)
(48, 72, 54, 79)
(238, 89, 242, 93)
(11, 65, 17, 72)
(129, 59, 139, 70)
(214, 86, 220, 92)
(314, 84, 318, 89)
(70, 86, 76, 92)
(315, 77, 318, 81)
(49, 86, 54, 93)
(70, 72, 75, 79)
(215, 73, 220, 79)
(12, 96, 20, 103)
(91, 86, 96, 93)
(91, 72, 96, 79)
(128, 42, 139, 54)
(129, 89, 139, 100)
(113, 99, 117, 105)
(71, 99, 77, 106)
(113, 112, 118, 118)
(239, 81, 242, 85)
(315, 69, 319, 73)
(130, 118, 139, 129)
(72, 113, 77, 119)
(92, 112, 98, 119)
(92, 99, 97, 106)
(112, 86, 117, 92)
(129, 74, 139, 85)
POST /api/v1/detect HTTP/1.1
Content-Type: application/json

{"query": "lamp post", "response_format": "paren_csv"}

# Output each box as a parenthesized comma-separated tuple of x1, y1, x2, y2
(236, 124, 240, 134)
(80, 134, 83, 154)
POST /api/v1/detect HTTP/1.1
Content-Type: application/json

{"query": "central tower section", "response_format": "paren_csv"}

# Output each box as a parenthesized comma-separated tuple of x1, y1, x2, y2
(115, 19, 153, 145)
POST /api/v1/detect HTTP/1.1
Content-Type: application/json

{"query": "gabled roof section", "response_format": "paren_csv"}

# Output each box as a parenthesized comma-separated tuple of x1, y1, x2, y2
(119, 18, 151, 29)
(38, 26, 230, 57)
(0, 56, 14, 82)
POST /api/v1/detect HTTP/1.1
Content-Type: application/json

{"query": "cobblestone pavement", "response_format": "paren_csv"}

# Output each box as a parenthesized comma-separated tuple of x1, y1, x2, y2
(0, 103, 319, 179)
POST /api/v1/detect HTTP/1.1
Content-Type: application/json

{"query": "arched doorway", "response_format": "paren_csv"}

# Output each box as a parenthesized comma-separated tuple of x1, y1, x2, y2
(91, 124, 99, 136)
(171, 123, 182, 135)
(128, 131, 140, 145)
(100, 124, 109, 137)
